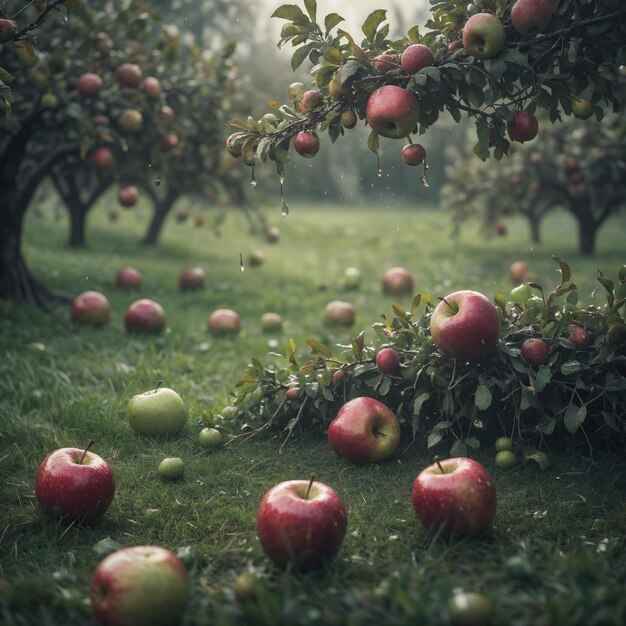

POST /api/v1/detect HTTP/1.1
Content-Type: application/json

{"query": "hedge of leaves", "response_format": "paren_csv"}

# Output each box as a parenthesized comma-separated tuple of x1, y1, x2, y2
(216, 259, 626, 458)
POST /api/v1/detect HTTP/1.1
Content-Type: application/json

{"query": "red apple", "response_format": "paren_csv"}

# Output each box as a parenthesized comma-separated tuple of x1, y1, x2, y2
(90, 546, 189, 626)
(448, 40, 463, 52)
(366, 85, 420, 139)
(179, 267, 205, 291)
(124, 299, 166, 334)
(293, 131, 320, 158)
(285, 386, 300, 401)
(257, 478, 348, 570)
(509, 261, 530, 284)
(159, 105, 175, 123)
(160, 133, 179, 152)
(0, 18, 17, 44)
(568, 324, 592, 350)
(412, 457, 497, 538)
(70, 291, 111, 327)
(430, 290, 500, 359)
(510, 0, 554, 34)
(174, 207, 190, 223)
(115, 63, 142, 88)
(119, 109, 143, 134)
(376, 347, 400, 375)
(116, 267, 142, 290)
(507, 111, 538, 143)
(298, 90, 322, 114)
(35, 444, 115, 525)
(77, 72, 103, 98)
(372, 53, 399, 74)
(400, 44, 434, 74)
(494, 221, 507, 236)
(462, 13, 506, 60)
(401, 143, 426, 166)
(328, 397, 401, 464)
(323, 300, 355, 327)
(140, 76, 162, 99)
(92, 115, 110, 127)
(248, 249, 266, 267)
(118, 186, 139, 208)
(521, 338, 549, 366)
(208, 308, 241, 336)
(90, 147, 114, 171)
(381, 266, 414, 296)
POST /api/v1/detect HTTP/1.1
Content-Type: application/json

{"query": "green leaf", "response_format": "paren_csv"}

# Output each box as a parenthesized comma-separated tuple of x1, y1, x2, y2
(93, 537, 123, 556)
(552, 255, 571, 282)
(605, 373, 626, 392)
(306, 338, 334, 358)
(473, 116, 490, 161)
(413, 392, 430, 416)
(525, 451, 550, 470)
(322, 47, 343, 65)
(271, 4, 306, 20)
(362, 9, 387, 41)
(291, 45, 311, 71)
(285, 338, 297, 365)
(564, 404, 586, 434)
(534, 366, 551, 393)
(560, 360, 583, 376)
(450, 440, 467, 457)
(427, 431, 443, 448)
(465, 437, 480, 449)
(303, 0, 317, 22)
(407, 25, 420, 43)
(324, 13, 344, 33)
(475, 384, 492, 411)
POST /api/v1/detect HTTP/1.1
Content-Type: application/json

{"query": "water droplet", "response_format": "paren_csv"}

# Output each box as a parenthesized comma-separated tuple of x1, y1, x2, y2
(239, 253, 245, 272)
(281, 199, 289, 216)
(250, 166, 257, 188)
(377, 168, 383, 178)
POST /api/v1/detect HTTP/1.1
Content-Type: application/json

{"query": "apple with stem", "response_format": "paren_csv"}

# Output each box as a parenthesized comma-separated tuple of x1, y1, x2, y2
(127, 384, 188, 437)
(462, 13, 506, 60)
(116, 267, 142, 290)
(521, 338, 549, 366)
(430, 290, 500, 359)
(90, 545, 189, 626)
(70, 291, 111, 327)
(412, 457, 497, 538)
(341, 110, 358, 129)
(400, 44, 434, 74)
(298, 90, 322, 114)
(366, 86, 420, 139)
(208, 308, 241, 336)
(327, 397, 401, 464)
(35, 441, 115, 525)
(510, 0, 554, 34)
(199, 427, 223, 449)
(507, 111, 539, 143)
(124, 299, 166, 334)
(293, 131, 320, 158)
(179, 267, 205, 291)
(323, 300, 355, 327)
(257, 477, 348, 571)
(77, 73, 103, 98)
(495, 436, 514, 453)
(401, 143, 426, 166)
(381, 266, 414, 296)
(495, 450, 517, 469)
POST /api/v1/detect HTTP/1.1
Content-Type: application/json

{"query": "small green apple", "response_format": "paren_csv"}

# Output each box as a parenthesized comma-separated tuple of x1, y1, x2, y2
(510, 283, 532, 307)
(261, 312, 283, 333)
(158, 457, 185, 480)
(127, 387, 188, 437)
(343, 267, 361, 290)
(199, 427, 223, 449)
(495, 450, 517, 469)
(495, 437, 514, 453)
(221, 405, 240, 420)
(234, 571, 258, 603)
(448, 591, 493, 626)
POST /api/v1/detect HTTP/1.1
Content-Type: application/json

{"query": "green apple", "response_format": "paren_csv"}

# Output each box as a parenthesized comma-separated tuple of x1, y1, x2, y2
(495, 437, 514, 453)
(448, 591, 493, 626)
(158, 457, 185, 480)
(199, 427, 223, 449)
(462, 13, 506, 60)
(127, 387, 188, 437)
(510, 283, 532, 307)
(234, 571, 258, 603)
(495, 450, 517, 469)
(571, 98, 594, 120)
(343, 267, 361, 290)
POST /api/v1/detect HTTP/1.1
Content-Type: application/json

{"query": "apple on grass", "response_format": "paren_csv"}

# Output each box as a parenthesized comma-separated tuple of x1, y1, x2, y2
(127, 385, 188, 437)
(179, 267, 205, 291)
(412, 457, 497, 538)
(366, 85, 420, 139)
(71, 291, 111, 327)
(158, 457, 185, 480)
(495, 450, 517, 469)
(234, 571, 258, 604)
(91, 545, 189, 626)
(323, 300, 355, 327)
(448, 591, 493, 626)
(327, 396, 401, 464)
(429, 290, 500, 359)
(248, 249, 266, 267)
(462, 13, 506, 60)
(35, 441, 115, 525)
(116, 267, 142, 290)
(382, 266, 414, 296)
(257, 478, 348, 571)
(261, 312, 283, 333)
(343, 266, 361, 290)
(199, 427, 223, 449)
(208, 308, 241, 336)
(124, 299, 166, 334)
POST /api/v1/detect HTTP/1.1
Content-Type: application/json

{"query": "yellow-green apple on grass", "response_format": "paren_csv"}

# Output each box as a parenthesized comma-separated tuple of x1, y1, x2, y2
(261, 312, 283, 332)
(448, 591, 494, 626)
(90, 546, 189, 626)
(127, 386, 188, 436)
(521, 338, 550, 366)
(265, 225, 280, 243)
(35, 444, 115, 525)
(256, 478, 348, 571)
(571, 98, 594, 120)
(293, 131, 320, 158)
(381, 266, 414, 296)
(179, 266, 205, 291)
(234, 571, 258, 604)
(429, 291, 500, 359)
(412, 457, 497, 538)
(323, 300, 355, 326)
(568, 324, 592, 350)
(495, 450, 517, 469)
(343, 266, 361, 290)
(115, 62, 142, 88)
(462, 13, 506, 60)
(507, 111, 539, 143)
(401, 143, 426, 166)
(327, 397, 401, 464)
(400, 44, 434, 74)
(366, 85, 420, 139)
(116, 267, 142, 290)
(376, 347, 400, 375)
(118, 186, 139, 208)
(199, 427, 223, 449)
(71, 291, 111, 327)
(124, 299, 166, 334)
(510, 0, 554, 34)
(248, 249, 266, 267)
(208, 308, 241, 336)
(77, 72, 103, 98)
(158, 457, 185, 480)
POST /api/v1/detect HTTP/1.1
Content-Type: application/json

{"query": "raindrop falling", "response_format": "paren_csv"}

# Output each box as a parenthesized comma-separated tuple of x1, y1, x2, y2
(281, 198, 289, 216)
(250, 166, 257, 188)
(279, 173, 288, 215)
(376, 151, 382, 177)
(239, 253, 245, 272)
(154, 177, 162, 187)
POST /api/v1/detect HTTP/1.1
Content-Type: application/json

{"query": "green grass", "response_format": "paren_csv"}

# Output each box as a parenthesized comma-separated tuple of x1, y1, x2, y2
(1, 198, 625, 625)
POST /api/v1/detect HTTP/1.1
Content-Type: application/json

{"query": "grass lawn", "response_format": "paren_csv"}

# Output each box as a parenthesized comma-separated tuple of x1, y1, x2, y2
(1, 198, 625, 625)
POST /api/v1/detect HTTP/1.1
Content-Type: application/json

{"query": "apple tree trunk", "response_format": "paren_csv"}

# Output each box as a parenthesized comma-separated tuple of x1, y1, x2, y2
(141, 185, 180, 246)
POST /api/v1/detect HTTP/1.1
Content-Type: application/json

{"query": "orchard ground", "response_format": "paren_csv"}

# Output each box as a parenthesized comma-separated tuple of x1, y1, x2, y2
(1, 198, 625, 625)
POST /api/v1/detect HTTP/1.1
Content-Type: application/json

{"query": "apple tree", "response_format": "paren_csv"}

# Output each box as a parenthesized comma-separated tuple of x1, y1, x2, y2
(442, 115, 626, 255)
